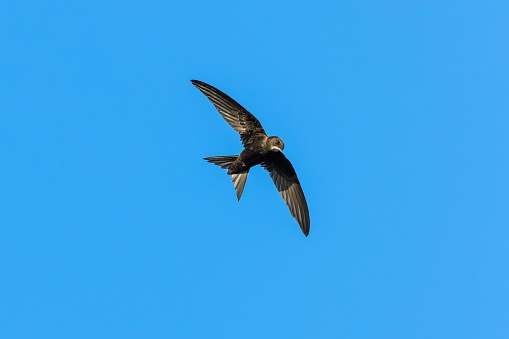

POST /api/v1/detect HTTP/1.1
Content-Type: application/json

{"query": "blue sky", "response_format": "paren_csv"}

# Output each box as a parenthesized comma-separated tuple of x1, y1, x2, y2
(1, 1, 508, 338)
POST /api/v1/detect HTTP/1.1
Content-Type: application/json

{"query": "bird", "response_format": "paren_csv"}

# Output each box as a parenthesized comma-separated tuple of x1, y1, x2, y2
(191, 80, 310, 236)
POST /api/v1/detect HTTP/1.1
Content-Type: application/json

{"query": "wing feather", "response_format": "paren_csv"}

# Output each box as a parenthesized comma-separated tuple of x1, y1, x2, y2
(191, 80, 266, 146)
(262, 152, 310, 236)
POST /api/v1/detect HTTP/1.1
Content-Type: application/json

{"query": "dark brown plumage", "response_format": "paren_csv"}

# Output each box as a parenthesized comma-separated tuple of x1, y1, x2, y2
(192, 80, 310, 237)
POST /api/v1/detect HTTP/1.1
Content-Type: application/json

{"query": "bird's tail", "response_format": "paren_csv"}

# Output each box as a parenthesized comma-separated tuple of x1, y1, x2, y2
(204, 156, 238, 169)
(204, 156, 249, 201)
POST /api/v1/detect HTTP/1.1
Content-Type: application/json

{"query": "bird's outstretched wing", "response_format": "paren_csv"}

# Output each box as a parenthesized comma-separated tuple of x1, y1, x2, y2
(191, 80, 266, 146)
(261, 152, 310, 236)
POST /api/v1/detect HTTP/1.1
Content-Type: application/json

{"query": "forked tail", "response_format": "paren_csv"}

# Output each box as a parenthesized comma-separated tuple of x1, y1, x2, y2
(204, 156, 249, 201)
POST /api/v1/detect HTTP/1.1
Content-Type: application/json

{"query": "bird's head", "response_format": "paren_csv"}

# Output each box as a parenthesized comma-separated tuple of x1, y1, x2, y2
(268, 136, 285, 152)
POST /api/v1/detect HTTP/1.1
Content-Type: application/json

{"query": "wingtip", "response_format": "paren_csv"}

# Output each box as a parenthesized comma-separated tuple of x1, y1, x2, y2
(301, 221, 310, 237)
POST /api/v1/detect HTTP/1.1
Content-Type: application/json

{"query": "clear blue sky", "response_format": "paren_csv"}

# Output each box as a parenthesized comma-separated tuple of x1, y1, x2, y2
(1, 1, 508, 338)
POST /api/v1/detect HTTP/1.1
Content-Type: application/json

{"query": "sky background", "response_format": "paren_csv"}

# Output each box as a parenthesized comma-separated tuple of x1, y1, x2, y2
(1, 1, 508, 338)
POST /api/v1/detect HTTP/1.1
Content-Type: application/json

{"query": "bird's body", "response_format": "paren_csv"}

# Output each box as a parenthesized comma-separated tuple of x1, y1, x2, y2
(191, 80, 310, 236)
(228, 134, 267, 174)
(228, 135, 283, 174)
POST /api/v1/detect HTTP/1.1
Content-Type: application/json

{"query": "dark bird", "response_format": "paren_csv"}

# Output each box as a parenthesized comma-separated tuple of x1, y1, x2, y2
(191, 80, 310, 236)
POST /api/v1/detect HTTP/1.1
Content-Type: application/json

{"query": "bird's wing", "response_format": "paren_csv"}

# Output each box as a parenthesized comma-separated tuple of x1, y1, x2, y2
(261, 152, 310, 236)
(191, 80, 266, 146)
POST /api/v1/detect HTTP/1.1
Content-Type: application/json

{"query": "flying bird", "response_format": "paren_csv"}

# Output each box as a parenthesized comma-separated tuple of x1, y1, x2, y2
(191, 80, 310, 236)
